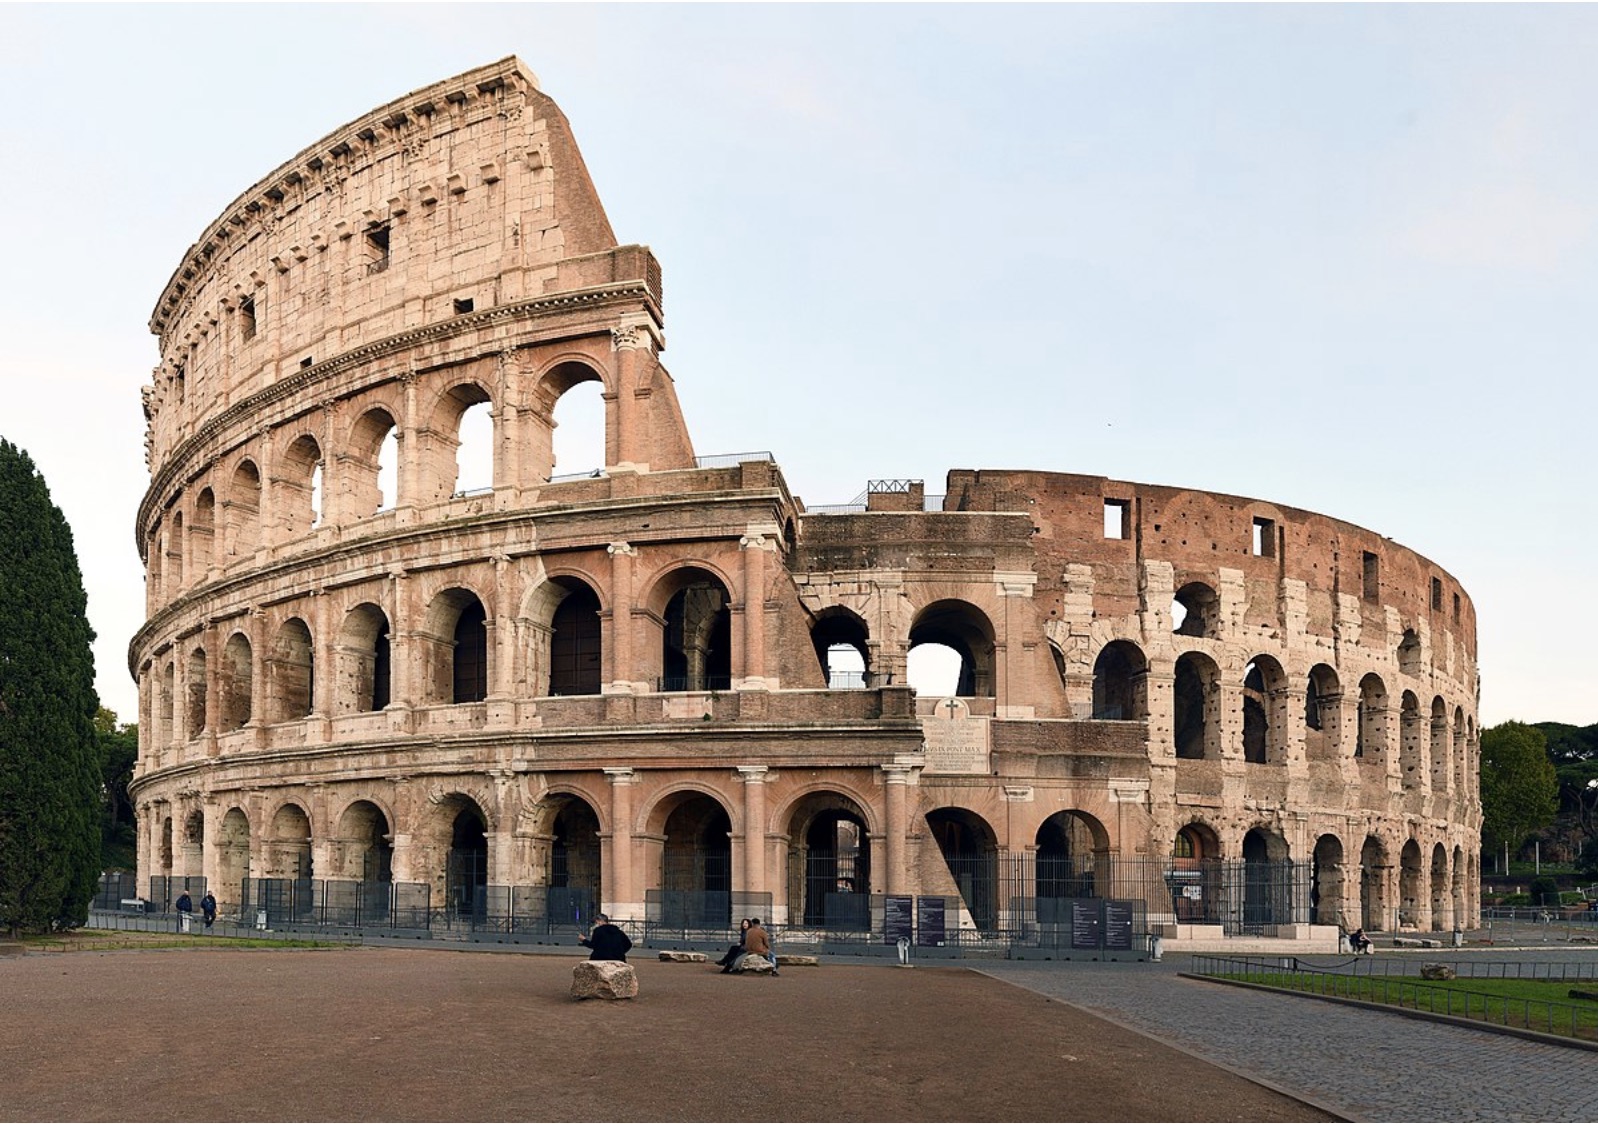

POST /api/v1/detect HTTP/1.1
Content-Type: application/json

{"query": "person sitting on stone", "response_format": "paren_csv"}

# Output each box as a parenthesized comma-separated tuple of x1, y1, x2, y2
(579, 913, 633, 962)
(741, 917, 778, 976)
(716, 918, 752, 973)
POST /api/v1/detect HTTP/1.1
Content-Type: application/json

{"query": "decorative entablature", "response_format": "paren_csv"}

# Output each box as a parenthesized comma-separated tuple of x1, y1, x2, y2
(148, 56, 538, 341)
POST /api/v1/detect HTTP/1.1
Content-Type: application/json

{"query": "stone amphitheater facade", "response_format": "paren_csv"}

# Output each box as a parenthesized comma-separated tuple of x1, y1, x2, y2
(129, 57, 1481, 943)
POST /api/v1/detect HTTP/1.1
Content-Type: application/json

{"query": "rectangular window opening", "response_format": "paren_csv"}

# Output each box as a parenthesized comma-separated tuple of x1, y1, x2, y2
(366, 224, 391, 274)
(1103, 498, 1130, 540)
(239, 295, 256, 341)
(1252, 517, 1276, 558)
(453, 297, 474, 315)
(1431, 577, 1443, 612)
(1362, 551, 1380, 601)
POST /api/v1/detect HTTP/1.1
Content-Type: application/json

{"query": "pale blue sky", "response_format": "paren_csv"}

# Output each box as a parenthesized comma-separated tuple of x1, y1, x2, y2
(1, 4, 1592, 727)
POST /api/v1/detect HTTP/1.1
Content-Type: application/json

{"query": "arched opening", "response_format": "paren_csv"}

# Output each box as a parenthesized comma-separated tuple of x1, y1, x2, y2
(1360, 836, 1388, 931)
(217, 808, 250, 915)
(1399, 839, 1423, 930)
(185, 647, 207, 737)
(549, 581, 602, 696)
(1396, 628, 1423, 677)
(421, 589, 489, 704)
(278, 434, 323, 537)
(447, 802, 489, 918)
(1357, 674, 1387, 761)
(1429, 697, 1449, 795)
(548, 797, 602, 929)
(268, 618, 314, 721)
(347, 407, 398, 517)
(811, 609, 871, 690)
(1399, 691, 1423, 791)
(167, 511, 184, 589)
(909, 601, 996, 698)
(661, 571, 731, 692)
(1173, 651, 1220, 759)
(1091, 641, 1147, 720)
(1172, 581, 1219, 638)
(550, 379, 607, 478)
(1304, 664, 1342, 763)
(1034, 811, 1105, 921)
(337, 604, 391, 713)
(659, 794, 732, 928)
(1311, 834, 1345, 928)
(1241, 655, 1287, 764)
(787, 793, 872, 930)
(925, 807, 998, 932)
(220, 633, 252, 731)
(455, 398, 494, 495)
(1429, 843, 1449, 932)
(158, 661, 175, 748)
(266, 803, 312, 882)
(227, 460, 261, 557)
(1169, 822, 1221, 923)
(191, 488, 215, 571)
(1241, 827, 1292, 931)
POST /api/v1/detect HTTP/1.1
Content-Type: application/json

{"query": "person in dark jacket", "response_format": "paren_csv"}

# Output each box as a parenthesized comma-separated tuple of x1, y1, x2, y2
(579, 914, 633, 961)
(717, 918, 752, 972)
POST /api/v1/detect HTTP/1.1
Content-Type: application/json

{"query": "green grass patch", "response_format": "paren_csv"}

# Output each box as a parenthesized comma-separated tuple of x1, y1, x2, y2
(1219, 970, 1598, 1042)
(22, 930, 351, 954)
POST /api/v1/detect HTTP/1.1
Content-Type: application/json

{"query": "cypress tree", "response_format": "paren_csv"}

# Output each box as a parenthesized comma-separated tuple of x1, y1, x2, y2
(0, 438, 102, 937)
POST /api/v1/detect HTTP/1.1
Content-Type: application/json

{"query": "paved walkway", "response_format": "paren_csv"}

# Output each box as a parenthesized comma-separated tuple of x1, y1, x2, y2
(978, 953, 1598, 1123)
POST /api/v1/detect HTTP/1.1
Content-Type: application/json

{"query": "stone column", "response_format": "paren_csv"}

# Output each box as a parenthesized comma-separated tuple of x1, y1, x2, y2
(605, 542, 636, 692)
(882, 762, 920, 895)
(738, 533, 777, 689)
(604, 768, 638, 919)
(737, 767, 769, 896)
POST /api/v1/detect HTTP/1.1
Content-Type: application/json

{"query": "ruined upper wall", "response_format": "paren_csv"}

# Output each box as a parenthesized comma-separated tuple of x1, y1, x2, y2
(140, 57, 631, 475)
(945, 468, 1477, 663)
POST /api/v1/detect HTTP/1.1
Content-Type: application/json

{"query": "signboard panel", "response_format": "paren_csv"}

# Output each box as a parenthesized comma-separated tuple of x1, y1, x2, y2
(1069, 898, 1102, 950)
(884, 895, 913, 945)
(916, 896, 947, 946)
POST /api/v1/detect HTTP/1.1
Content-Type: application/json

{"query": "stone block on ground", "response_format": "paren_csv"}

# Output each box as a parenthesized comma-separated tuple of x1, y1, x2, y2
(733, 954, 774, 973)
(571, 960, 638, 1000)
(658, 950, 708, 962)
(1419, 963, 1456, 981)
(776, 954, 818, 967)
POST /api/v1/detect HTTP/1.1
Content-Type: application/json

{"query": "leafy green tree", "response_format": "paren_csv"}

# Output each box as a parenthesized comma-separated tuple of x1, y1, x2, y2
(0, 439, 101, 936)
(95, 708, 138, 871)
(1479, 721, 1559, 861)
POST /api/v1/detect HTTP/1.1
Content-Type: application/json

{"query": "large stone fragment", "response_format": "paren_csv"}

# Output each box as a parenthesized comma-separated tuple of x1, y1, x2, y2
(571, 960, 638, 1000)
(1419, 963, 1456, 981)
(658, 950, 708, 962)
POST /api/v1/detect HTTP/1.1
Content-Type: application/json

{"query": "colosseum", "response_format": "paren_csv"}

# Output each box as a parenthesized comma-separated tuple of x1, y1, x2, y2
(128, 57, 1481, 952)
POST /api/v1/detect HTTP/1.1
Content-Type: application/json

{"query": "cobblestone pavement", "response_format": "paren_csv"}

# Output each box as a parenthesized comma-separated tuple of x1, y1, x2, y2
(977, 952, 1598, 1123)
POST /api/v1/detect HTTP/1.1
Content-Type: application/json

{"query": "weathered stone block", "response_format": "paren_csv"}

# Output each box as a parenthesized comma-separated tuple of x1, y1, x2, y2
(571, 960, 638, 1000)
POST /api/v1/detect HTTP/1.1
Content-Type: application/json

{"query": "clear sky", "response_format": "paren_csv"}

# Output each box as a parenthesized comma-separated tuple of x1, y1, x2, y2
(1, 4, 1592, 728)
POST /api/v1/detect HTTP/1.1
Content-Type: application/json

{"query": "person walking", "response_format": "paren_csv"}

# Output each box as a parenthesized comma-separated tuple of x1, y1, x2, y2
(579, 913, 633, 962)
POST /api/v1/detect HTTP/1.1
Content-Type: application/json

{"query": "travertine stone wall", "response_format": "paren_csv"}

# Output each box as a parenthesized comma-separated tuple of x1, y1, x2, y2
(129, 59, 1480, 939)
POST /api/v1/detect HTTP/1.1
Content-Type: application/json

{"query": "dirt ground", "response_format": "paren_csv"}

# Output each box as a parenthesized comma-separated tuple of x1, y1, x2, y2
(0, 945, 1338, 1123)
